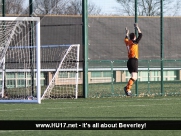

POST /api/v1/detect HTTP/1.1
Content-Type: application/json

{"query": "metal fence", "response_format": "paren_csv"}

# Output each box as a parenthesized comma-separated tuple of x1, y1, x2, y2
(87, 59, 181, 98)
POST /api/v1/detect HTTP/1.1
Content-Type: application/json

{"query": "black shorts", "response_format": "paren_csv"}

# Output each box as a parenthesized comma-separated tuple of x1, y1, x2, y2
(127, 58, 138, 73)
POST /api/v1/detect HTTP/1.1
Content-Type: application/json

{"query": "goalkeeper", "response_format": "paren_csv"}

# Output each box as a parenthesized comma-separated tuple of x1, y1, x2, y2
(124, 23, 142, 96)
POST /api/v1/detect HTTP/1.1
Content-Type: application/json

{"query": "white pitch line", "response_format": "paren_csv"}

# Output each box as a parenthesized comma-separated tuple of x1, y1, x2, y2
(0, 102, 180, 112)
(0, 130, 34, 134)
(136, 98, 181, 101)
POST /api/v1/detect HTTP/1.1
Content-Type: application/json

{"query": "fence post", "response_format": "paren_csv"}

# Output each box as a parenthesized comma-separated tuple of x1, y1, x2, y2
(135, 0, 138, 96)
(160, 0, 164, 96)
(82, 0, 89, 98)
(148, 60, 150, 94)
(111, 61, 114, 95)
(2, 0, 5, 16)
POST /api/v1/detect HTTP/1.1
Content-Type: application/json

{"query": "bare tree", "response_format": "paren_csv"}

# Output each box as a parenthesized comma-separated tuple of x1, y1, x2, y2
(64, 0, 101, 15)
(168, 0, 181, 16)
(33, 0, 101, 15)
(33, 0, 68, 15)
(115, 0, 181, 16)
(88, 3, 102, 15)
(64, 0, 82, 15)
(5, 0, 24, 14)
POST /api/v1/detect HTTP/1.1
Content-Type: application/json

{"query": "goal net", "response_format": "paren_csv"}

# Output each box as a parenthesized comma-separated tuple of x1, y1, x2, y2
(41, 44, 80, 99)
(0, 17, 41, 103)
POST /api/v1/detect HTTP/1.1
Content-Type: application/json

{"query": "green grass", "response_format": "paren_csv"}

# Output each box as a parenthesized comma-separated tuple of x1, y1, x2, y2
(0, 130, 181, 136)
(1, 97, 181, 120)
(1, 130, 181, 136)
(0, 97, 181, 136)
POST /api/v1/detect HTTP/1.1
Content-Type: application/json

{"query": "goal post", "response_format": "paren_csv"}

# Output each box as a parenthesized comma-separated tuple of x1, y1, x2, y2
(41, 44, 80, 100)
(0, 17, 41, 103)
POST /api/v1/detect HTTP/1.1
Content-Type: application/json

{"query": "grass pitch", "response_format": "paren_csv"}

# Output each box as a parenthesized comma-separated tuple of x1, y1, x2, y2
(0, 96, 181, 136)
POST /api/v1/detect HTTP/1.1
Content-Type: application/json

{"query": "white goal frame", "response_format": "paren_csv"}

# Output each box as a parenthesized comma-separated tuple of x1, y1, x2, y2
(0, 17, 41, 104)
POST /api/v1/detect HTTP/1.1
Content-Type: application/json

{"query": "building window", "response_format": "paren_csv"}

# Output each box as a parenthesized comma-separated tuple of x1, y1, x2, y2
(0, 72, 46, 88)
(17, 80, 25, 87)
(17, 73, 25, 78)
(91, 71, 112, 78)
(150, 71, 161, 81)
(6, 73, 15, 78)
(103, 72, 112, 77)
(6, 73, 16, 88)
(126, 70, 178, 82)
(7, 80, 15, 88)
(59, 72, 80, 78)
(59, 72, 68, 78)
(69, 72, 77, 78)
(17, 73, 25, 87)
(91, 72, 101, 77)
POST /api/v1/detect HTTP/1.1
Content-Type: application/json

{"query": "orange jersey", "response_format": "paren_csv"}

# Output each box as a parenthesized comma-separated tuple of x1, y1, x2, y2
(124, 33, 142, 59)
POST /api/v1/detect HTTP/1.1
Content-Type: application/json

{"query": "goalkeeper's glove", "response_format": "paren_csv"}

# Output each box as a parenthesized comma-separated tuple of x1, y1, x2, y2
(134, 23, 138, 29)
(125, 27, 129, 36)
(134, 23, 141, 33)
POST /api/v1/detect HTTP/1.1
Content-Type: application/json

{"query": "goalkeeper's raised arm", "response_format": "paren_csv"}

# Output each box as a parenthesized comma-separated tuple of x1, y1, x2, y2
(125, 27, 129, 37)
(134, 23, 142, 34)
(134, 23, 142, 44)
